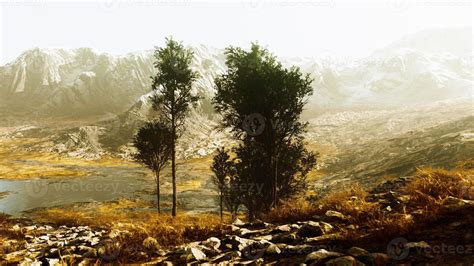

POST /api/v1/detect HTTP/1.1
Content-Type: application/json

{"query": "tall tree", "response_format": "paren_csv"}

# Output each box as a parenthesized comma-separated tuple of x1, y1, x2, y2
(133, 121, 172, 213)
(151, 37, 199, 217)
(213, 44, 317, 220)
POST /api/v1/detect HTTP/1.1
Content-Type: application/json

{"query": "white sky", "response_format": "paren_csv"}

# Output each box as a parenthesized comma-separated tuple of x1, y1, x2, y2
(0, 0, 472, 64)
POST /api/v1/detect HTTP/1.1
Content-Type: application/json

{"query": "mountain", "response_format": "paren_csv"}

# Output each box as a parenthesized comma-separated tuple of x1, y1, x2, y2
(1, 28, 472, 118)
(0, 45, 225, 116)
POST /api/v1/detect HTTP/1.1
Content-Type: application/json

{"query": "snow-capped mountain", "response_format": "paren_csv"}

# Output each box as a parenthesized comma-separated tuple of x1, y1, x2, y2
(0, 45, 225, 116)
(0, 28, 471, 117)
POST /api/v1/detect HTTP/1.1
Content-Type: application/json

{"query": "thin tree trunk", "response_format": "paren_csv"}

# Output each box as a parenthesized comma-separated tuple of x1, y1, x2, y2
(171, 116, 177, 217)
(220, 191, 223, 221)
(156, 171, 161, 214)
(273, 155, 278, 208)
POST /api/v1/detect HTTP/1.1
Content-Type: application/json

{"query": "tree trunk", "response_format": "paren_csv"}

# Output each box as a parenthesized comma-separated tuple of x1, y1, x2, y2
(220, 191, 223, 221)
(171, 116, 177, 217)
(156, 172, 161, 214)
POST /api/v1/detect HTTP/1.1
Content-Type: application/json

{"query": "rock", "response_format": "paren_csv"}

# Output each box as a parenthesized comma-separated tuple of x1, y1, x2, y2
(253, 234, 273, 241)
(233, 218, 246, 227)
(210, 251, 241, 263)
(37, 235, 50, 242)
(248, 219, 267, 229)
(188, 247, 206, 261)
(346, 225, 357, 230)
(202, 237, 221, 250)
(225, 235, 253, 251)
(12, 224, 21, 231)
(241, 241, 269, 260)
(272, 224, 292, 233)
(265, 244, 281, 255)
(45, 258, 60, 265)
(239, 228, 268, 237)
(297, 221, 333, 238)
(271, 232, 298, 244)
(305, 249, 343, 263)
(286, 244, 315, 255)
(347, 247, 369, 257)
(357, 253, 389, 266)
(322, 210, 348, 223)
(325, 255, 364, 266)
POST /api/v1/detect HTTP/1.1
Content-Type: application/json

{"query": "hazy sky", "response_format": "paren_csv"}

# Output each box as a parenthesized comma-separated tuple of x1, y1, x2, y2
(0, 0, 471, 64)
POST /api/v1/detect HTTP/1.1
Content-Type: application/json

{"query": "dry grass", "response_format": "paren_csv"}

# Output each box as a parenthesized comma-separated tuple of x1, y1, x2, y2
(403, 167, 474, 208)
(0, 213, 25, 257)
(0, 137, 135, 180)
(31, 198, 228, 250)
(263, 198, 318, 223)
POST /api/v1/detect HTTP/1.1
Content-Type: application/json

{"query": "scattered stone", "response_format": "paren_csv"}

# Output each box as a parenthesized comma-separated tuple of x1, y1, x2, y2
(188, 247, 207, 261)
(233, 218, 246, 227)
(202, 237, 221, 250)
(272, 224, 291, 233)
(297, 221, 333, 238)
(347, 247, 369, 257)
(265, 244, 281, 255)
(271, 232, 297, 244)
(322, 210, 348, 223)
(305, 249, 343, 263)
(325, 255, 364, 266)
(357, 253, 389, 266)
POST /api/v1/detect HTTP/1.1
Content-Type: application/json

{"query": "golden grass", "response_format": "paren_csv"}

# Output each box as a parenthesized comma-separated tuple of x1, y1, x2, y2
(0, 138, 135, 179)
(403, 167, 474, 208)
(31, 198, 228, 250)
(0, 213, 25, 257)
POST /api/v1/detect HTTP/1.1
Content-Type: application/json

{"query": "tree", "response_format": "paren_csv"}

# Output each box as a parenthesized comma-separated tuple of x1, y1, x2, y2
(211, 148, 238, 220)
(150, 37, 199, 217)
(213, 43, 317, 220)
(133, 121, 172, 213)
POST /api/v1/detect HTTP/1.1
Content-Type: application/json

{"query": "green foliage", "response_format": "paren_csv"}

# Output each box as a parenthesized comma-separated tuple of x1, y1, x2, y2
(132, 121, 172, 173)
(213, 43, 317, 219)
(151, 37, 200, 130)
(211, 148, 240, 219)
